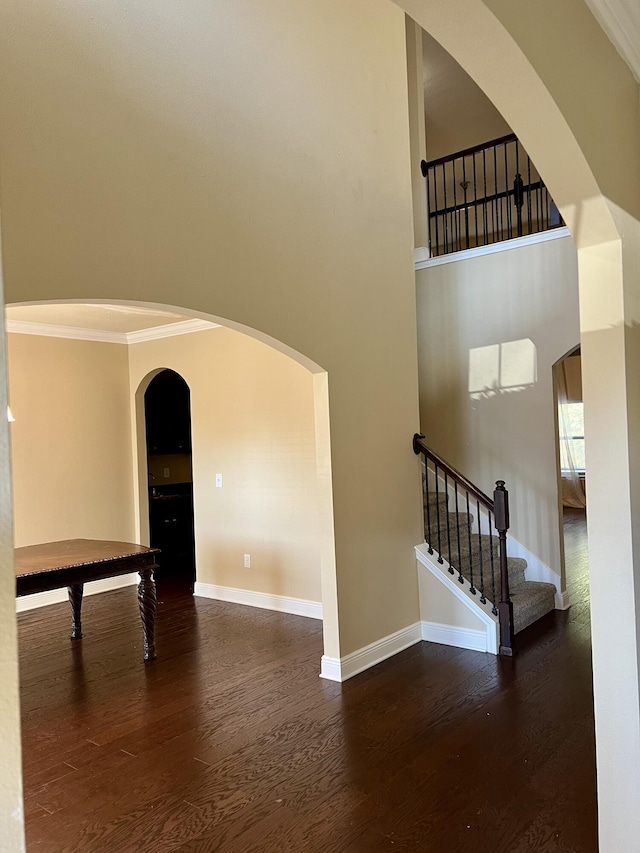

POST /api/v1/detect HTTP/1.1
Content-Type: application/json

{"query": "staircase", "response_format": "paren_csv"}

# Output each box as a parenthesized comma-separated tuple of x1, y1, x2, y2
(413, 433, 556, 654)
(427, 492, 556, 635)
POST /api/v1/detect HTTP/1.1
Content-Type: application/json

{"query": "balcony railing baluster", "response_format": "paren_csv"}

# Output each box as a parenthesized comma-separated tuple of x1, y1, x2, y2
(421, 133, 563, 257)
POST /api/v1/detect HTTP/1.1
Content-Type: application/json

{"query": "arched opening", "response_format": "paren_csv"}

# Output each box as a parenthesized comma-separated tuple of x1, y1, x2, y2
(144, 369, 195, 592)
(6, 299, 335, 659)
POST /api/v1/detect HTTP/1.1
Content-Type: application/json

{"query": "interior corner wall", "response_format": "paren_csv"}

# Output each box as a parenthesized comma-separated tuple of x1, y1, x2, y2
(416, 234, 580, 578)
(7, 334, 135, 547)
(128, 327, 322, 604)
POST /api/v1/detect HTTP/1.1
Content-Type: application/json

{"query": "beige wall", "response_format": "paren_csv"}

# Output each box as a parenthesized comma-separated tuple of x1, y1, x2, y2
(416, 234, 580, 581)
(7, 334, 135, 547)
(129, 328, 322, 603)
(0, 0, 423, 662)
(418, 564, 487, 630)
(422, 29, 511, 162)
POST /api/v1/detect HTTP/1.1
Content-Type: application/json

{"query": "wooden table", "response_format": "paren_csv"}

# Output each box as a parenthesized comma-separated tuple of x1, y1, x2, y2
(15, 539, 160, 661)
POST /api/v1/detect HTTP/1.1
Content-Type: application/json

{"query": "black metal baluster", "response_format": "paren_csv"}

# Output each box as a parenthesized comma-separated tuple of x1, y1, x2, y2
(475, 499, 483, 594)
(515, 142, 522, 237)
(425, 164, 432, 255)
(482, 148, 488, 245)
(444, 471, 453, 572)
(488, 509, 498, 614)
(458, 500, 482, 595)
(425, 461, 433, 553)
(527, 155, 532, 234)
(462, 156, 469, 249)
(472, 153, 479, 248)
(434, 463, 443, 562)
(465, 490, 473, 586)
(454, 482, 462, 580)
(434, 168, 441, 256)
(442, 163, 449, 254)
(504, 140, 512, 238)
(452, 160, 459, 252)
(494, 143, 501, 240)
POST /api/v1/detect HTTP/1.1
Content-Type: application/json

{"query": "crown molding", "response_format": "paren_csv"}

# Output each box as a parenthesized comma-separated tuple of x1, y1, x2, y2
(5, 319, 125, 343)
(6, 317, 219, 344)
(126, 319, 218, 343)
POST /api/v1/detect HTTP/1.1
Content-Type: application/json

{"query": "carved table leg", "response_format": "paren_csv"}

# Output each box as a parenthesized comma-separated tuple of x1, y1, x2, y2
(138, 567, 157, 662)
(68, 584, 84, 639)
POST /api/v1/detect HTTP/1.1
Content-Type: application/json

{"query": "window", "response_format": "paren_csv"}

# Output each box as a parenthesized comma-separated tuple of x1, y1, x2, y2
(559, 402, 585, 472)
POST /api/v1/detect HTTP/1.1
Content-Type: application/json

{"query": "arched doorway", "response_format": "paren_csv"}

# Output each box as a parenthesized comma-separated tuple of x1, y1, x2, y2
(144, 369, 196, 591)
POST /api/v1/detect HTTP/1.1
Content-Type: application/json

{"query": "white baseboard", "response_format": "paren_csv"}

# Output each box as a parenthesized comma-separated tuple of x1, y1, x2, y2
(193, 582, 322, 620)
(319, 622, 422, 682)
(16, 573, 138, 612)
(415, 544, 498, 654)
(420, 620, 488, 653)
(556, 589, 571, 610)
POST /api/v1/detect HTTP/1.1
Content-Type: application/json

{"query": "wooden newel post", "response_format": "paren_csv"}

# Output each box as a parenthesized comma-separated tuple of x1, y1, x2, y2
(494, 480, 514, 656)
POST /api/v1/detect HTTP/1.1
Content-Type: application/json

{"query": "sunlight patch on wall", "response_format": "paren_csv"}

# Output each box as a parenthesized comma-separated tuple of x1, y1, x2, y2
(468, 339, 537, 399)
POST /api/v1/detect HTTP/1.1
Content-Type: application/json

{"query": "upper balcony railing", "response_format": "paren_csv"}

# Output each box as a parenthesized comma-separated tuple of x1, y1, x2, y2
(420, 133, 563, 257)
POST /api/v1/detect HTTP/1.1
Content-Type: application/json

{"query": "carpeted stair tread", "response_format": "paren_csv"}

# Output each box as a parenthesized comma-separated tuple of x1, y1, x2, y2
(511, 581, 556, 633)
(425, 510, 474, 541)
(422, 488, 557, 637)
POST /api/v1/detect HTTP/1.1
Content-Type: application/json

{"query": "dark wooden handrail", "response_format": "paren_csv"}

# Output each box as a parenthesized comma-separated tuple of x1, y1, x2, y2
(413, 432, 514, 655)
(412, 433, 494, 509)
(421, 133, 517, 171)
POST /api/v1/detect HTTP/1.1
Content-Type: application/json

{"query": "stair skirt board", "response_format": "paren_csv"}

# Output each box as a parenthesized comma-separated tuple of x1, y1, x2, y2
(320, 622, 423, 683)
(420, 621, 489, 653)
(416, 544, 499, 655)
(193, 582, 323, 620)
(16, 573, 139, 612)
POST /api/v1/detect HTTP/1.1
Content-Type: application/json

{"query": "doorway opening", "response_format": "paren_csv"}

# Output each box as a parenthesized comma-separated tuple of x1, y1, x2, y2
(553, 347, 588, 602)
(144, 369, 196, 592)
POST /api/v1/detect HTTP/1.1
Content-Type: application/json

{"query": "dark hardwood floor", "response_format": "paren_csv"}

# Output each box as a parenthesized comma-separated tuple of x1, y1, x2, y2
(19, 513, 595, 852)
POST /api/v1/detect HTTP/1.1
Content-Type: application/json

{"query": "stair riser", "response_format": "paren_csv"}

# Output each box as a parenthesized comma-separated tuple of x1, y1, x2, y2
(422, 494, 555, 637)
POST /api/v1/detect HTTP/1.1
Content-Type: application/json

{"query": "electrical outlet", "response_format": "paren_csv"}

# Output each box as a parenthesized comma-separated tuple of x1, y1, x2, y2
(243, 554, 251, 568)
(163, 467, 170, 478)
(216, 473, 223, 488)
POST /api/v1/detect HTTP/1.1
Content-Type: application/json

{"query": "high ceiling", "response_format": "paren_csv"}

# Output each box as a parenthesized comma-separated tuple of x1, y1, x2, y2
(422, 31, 511, 162)
(584, 0, 640, 83)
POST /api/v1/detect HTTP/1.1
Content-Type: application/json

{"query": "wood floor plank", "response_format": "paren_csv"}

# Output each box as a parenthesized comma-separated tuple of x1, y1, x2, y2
(20, 512, 597, 852)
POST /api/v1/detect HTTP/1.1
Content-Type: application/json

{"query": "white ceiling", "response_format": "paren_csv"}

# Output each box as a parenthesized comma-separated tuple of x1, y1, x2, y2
(6, 303, 189, 333)
(5, 303, 219, 344)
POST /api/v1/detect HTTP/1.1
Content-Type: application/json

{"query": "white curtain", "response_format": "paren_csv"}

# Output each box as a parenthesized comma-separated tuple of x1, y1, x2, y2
(557, 360, 586, 509)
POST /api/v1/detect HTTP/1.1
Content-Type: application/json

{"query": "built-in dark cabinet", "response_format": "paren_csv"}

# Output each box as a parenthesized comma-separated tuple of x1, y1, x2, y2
(148, 484, 195, 580)
(144, 370, 196, 588)
(144, 370, 192, 455)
